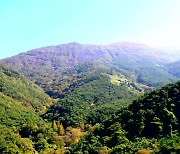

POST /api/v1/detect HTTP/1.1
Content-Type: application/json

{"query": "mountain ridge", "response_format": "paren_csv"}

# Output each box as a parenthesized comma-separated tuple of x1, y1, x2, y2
(1, 42, 179, 98)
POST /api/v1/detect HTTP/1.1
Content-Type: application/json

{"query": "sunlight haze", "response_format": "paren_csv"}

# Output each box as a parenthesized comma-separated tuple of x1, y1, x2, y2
(0, 0, 180, 58)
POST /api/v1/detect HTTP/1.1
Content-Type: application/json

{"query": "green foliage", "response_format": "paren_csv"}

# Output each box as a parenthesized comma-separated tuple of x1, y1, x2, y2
(44, 71, 139, 126)
(0, 124, 36, 153)
(0, 90, 56, 153)
(0, 64, 61, 153)
(0, 64, 52, 113)
(0, 92, 43, 127)
(70, 81, 180, 153)
(120, 81, 180, 138)
(159, 134, 180, 153)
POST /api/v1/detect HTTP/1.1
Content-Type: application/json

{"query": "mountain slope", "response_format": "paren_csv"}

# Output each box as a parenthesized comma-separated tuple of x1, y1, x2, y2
(0, 64, 79, 153)
(167, 60, 180, 78)
(43, 68, 140, 126)
(0, 90, 57, 153)
(120, 80, 180, 138)
(1, 42, 179, 98)
(0, 63, 53, 113)
(70, 80, 180, 153)
(0, 64, 57, 153)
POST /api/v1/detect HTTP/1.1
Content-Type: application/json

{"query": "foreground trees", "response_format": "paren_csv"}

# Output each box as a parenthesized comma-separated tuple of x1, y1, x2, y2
(0, 73, 179, 153)
(70, 81, 180, 153)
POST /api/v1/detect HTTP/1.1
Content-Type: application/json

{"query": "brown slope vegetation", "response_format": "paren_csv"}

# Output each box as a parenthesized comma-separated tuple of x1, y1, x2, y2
(1, 42, 179, 98)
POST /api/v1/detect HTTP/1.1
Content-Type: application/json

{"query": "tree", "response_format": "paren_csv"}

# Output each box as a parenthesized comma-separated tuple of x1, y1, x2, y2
(52, 120, 58, 132)
(58, 123, 65, 136)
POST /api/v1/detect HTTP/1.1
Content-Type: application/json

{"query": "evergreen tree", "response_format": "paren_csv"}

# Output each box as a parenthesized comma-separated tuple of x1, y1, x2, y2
(58, 123, 65, 136)
(52, 120, 58, 132)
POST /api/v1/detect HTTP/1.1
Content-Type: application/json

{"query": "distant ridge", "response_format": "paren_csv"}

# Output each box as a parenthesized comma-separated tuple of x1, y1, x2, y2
(1, 42, 179, 98)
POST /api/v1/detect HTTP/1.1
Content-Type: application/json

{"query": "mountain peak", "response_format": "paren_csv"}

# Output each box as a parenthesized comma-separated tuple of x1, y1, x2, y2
(63, 42, 81, 47)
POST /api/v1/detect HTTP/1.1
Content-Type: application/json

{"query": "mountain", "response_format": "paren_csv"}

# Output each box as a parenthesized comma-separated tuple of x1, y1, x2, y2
(70, 80, 180, 153)
(0, 54, 179, 153)
(1, 42, 179, 98)
(1, 42, 179, 127)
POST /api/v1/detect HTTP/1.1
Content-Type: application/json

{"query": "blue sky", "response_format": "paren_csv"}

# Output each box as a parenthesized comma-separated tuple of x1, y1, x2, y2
(0, 0, 180, 59)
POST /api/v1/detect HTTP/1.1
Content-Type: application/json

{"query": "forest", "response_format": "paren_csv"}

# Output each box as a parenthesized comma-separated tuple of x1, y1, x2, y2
(0, 42, 180, 153)
(70, 81, 180, 153)
(0, 62, 179, 153)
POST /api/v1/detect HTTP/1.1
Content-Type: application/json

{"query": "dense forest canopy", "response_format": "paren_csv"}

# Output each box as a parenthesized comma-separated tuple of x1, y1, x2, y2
(0, 61, 179, 153)
(43, 68, 140, 127)
(0, 64, 53, 113)
(70, 81, 180, 153)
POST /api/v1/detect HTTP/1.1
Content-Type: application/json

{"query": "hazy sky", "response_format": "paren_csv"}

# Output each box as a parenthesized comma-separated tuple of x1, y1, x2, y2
(0, 0, 180, 59)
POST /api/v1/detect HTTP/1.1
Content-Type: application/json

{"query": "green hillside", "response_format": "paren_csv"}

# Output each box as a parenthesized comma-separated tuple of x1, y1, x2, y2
(0, 64, 53, 113)
(0, 62, 179, 153)
(0, 91, 60, 153)
(0, 92, 43, 127)
(0, 64, 65, 153)
(43, 68, 140, 126)
(70, 81, 180, 153)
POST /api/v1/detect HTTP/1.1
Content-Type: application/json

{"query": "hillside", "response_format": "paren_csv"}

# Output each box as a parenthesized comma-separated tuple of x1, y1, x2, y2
(1, 42, 179, 98)
(167, 60, 180, 78)
(0, 92, 50, 153)
(0, 89, 66, 153)
(0, 64, 88, 153)
(0, 64, 61, 153)
(43, 68, 140, 126)
(0, 42, 179, 153)
(0, 60, 179, 153)
(0, 63, 53, 113)
(70, 80, 180, 153)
